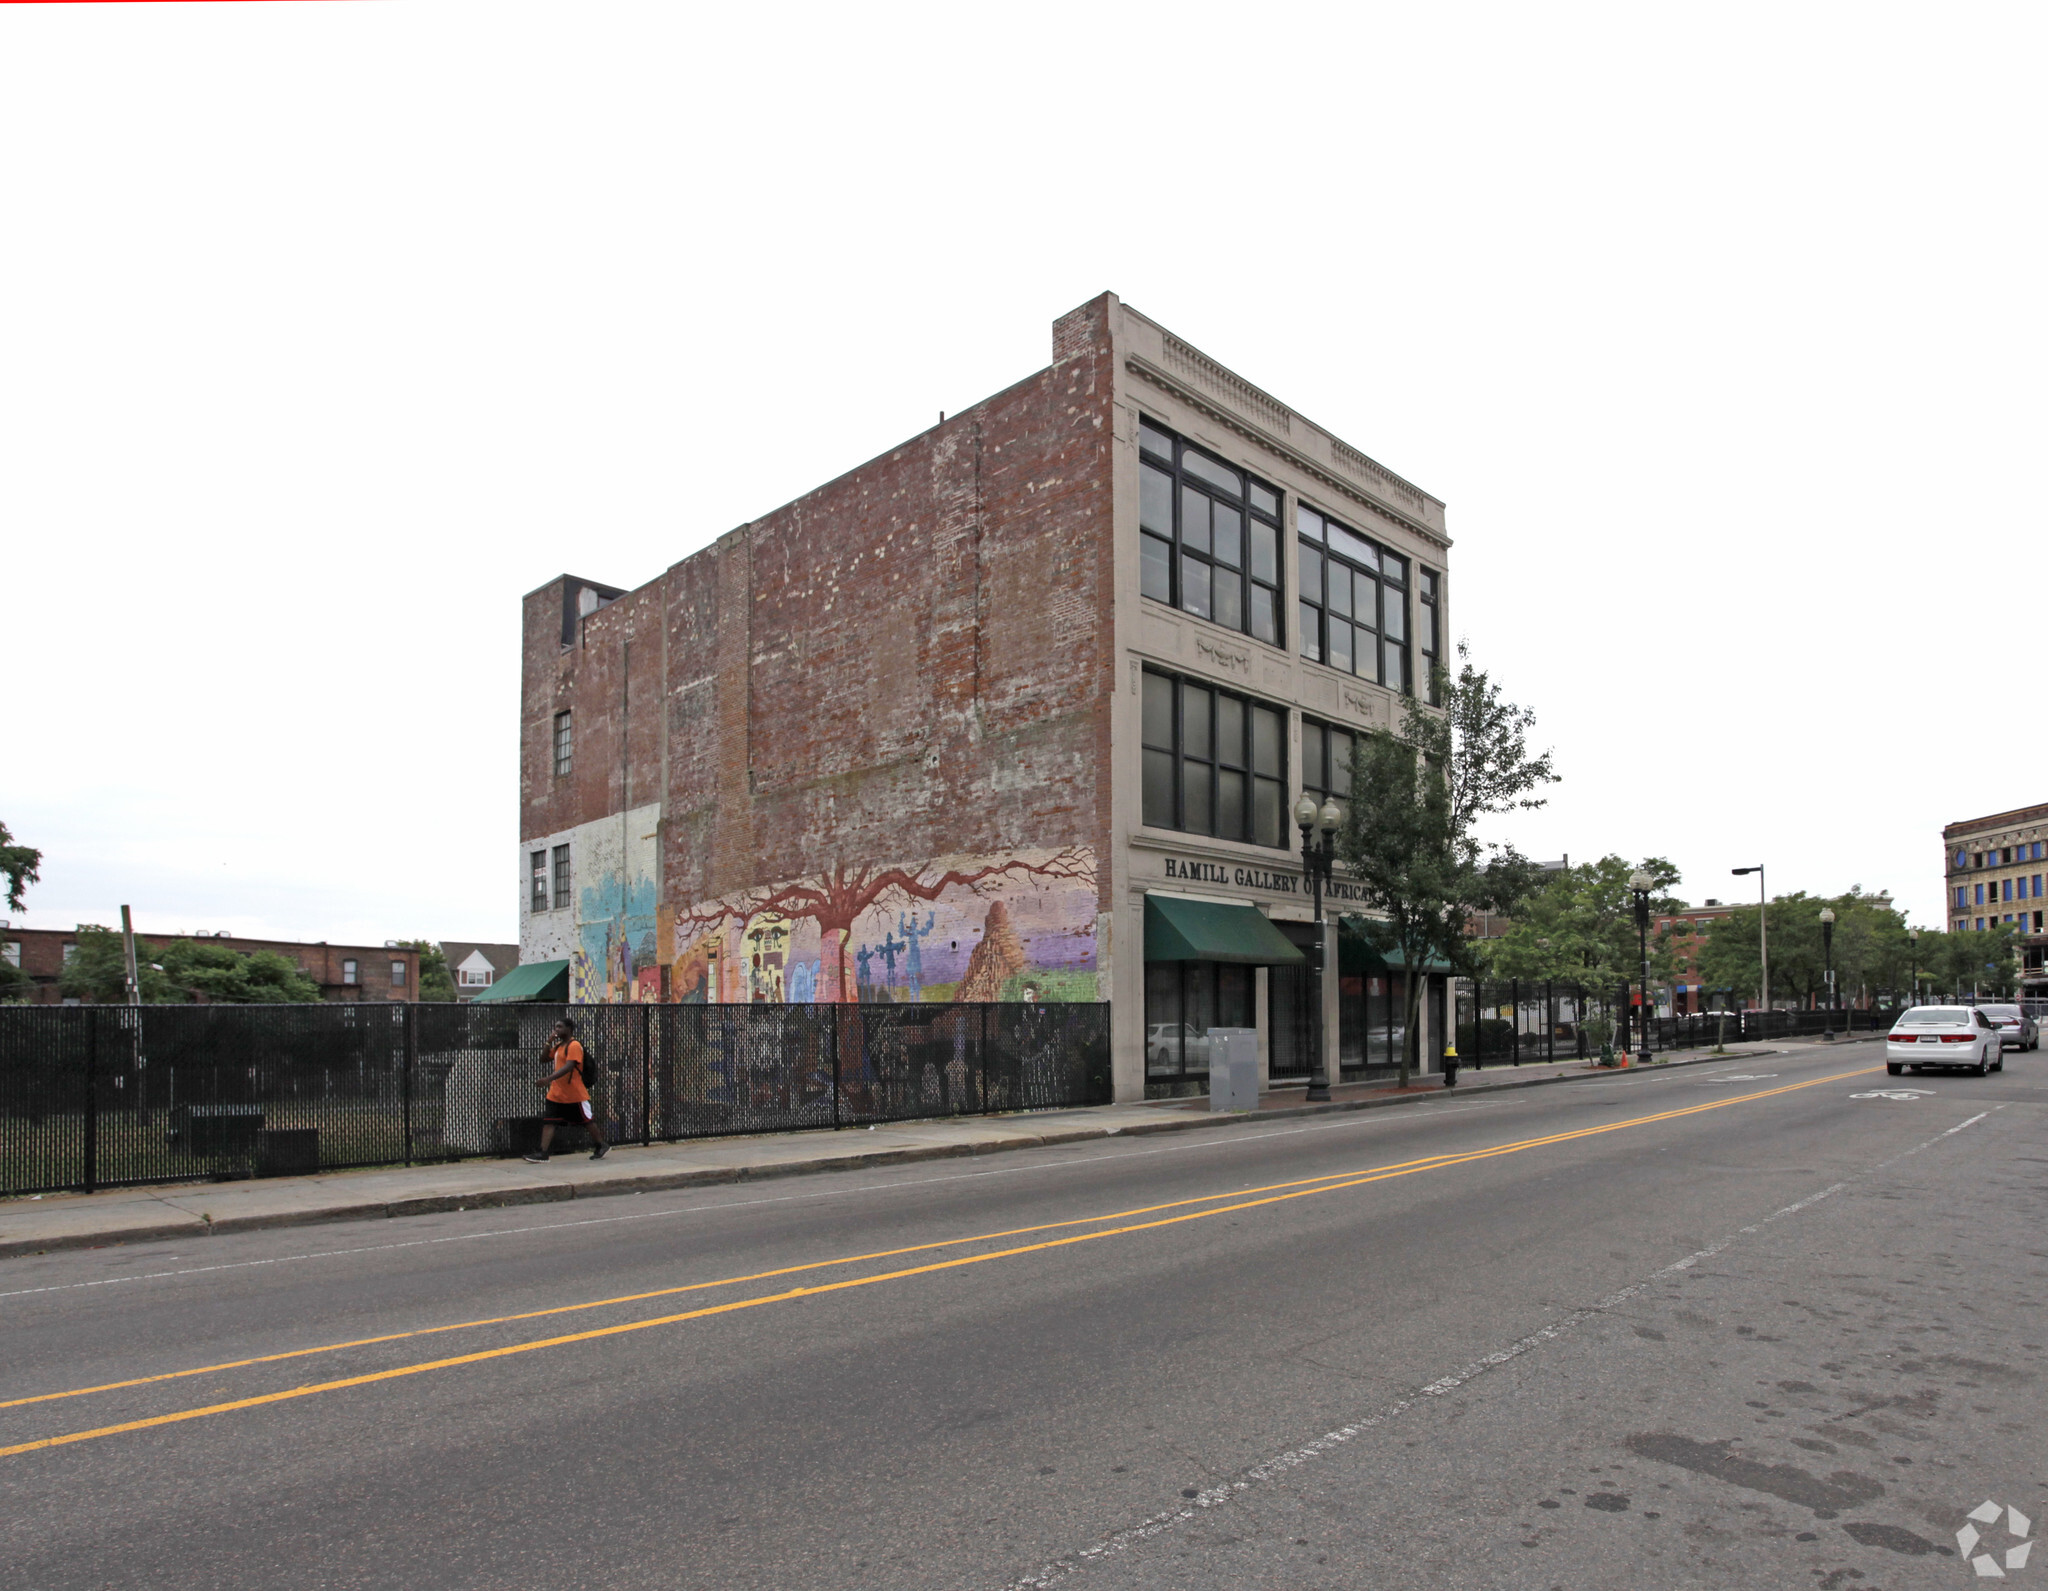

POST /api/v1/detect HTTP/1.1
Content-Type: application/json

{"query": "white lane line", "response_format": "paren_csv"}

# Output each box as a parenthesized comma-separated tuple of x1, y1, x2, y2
(0, 1102, 1516, 1304)
(996, 1103, 2004, 1590)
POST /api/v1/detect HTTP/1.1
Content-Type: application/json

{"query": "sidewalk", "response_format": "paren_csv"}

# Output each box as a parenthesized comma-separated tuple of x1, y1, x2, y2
(0, 1038, 1858, 1261)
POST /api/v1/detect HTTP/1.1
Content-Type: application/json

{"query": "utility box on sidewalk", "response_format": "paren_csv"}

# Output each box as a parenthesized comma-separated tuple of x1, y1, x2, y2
(1208, 1028, 1259, 1113)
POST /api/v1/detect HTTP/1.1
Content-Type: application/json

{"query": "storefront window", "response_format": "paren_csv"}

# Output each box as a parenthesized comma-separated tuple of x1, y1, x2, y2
(1145, 962, 1253, 1083)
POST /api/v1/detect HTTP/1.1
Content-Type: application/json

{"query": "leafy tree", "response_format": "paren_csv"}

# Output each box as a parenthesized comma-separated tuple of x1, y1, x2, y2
(59, 927, 321, 1003)
(1334, 647, 1556, 1085)
(407, 940, 457, 1002)
(0, 957, 31, 1004)
(1695, 891, 1912, 1010)
(1484, 856, 1686, 994)
(1910, 924, 2019, 999)
(0, 821, 41, 913)
(157, 940, 322, 1003)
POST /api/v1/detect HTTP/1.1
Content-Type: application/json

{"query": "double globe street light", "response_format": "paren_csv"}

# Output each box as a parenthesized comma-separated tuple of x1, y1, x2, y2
(1295, 793, 1342, 1103)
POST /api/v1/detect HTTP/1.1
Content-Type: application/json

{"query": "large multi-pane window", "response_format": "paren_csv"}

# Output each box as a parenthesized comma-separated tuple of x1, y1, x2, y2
(530, 851, 549, 914)
(552, 843, 572, 911)
(1141, 669, 1287, 847)
(553, 710, 573, 777)
(1300, 718, 1358, 822)
(1297, 506, 1415, 694)
(1138, 419, 1284, 648)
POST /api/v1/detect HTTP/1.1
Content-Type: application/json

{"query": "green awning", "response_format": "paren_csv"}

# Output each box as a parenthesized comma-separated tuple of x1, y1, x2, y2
(1339, 916, 1455, 976)
(1144, 895, 1305, 965)
(470, 959, 570, 1003)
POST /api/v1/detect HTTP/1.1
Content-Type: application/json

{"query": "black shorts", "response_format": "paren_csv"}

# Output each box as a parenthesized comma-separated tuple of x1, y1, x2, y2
(543, 1098, 593, 1124)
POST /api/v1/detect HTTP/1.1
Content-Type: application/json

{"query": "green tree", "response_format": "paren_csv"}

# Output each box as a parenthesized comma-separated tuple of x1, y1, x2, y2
(1484, 856, 1686, 995)
(1334, 647, 1556, 1085)
(407, 940, 457, 1002)
(1912, 924, 2018, 999)
(0, 821, 41, 912)
(58, 928, 322, 1003)
(1695, 891, 1912, 1010)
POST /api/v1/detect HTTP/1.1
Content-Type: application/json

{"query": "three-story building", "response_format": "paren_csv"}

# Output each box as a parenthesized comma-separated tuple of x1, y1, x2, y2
(518, 294, 1453, 1100)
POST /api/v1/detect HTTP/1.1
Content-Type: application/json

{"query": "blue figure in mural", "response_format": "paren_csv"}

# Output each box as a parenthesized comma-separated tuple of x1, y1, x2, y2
(788, 959, 819, 1004)
(899, 911, 937, 1002)
(878, 930, 904, 992)
(855, 944, 875, 998)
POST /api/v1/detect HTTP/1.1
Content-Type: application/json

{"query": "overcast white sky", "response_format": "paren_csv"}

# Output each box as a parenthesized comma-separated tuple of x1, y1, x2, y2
(4, 1, 2041, 947)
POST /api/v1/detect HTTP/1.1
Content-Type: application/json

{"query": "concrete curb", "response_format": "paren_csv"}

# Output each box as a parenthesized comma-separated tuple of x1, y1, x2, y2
(0, 1038, 1875, 1261)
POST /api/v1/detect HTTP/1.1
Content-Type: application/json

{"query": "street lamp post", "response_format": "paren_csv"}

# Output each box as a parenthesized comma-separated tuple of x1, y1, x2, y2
(1909, 927, 1920, 1006)
(1629, 869, 1654, 1066)
(1819, 906, 1837, 1040)
(1732, 864, 1769, 1028)
(1294, 793, 1342, 1103)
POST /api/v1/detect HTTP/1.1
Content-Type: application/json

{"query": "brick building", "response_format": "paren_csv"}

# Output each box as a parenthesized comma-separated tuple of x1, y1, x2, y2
(1942, 802, 2048, 992)
(0, 926, 419, 1004)
(518, 294, 1453, 1100)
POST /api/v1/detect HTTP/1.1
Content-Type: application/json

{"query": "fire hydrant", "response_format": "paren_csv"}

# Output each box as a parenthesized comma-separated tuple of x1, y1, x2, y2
(1443, 1039, 1460, 1088)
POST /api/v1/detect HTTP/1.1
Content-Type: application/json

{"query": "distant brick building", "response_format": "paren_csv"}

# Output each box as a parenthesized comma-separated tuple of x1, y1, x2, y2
(519, 294, 1455, 1099)
(1942, 802, 2048, 991)
(0, 926, 418, 1005)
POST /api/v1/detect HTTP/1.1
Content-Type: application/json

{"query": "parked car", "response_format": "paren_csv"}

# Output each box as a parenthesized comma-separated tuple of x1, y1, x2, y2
(1886, 1006, 2003, 1076)
(1146, 1023, 1211, 1072)
(1975, 1004, 2038, 1051)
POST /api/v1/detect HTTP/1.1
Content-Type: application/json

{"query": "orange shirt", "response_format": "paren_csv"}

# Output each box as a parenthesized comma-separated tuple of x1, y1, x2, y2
(545, 1039, 589, 1104)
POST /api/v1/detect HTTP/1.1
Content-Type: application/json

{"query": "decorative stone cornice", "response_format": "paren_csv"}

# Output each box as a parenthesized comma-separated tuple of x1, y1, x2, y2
(1125, 355, 1451, 553)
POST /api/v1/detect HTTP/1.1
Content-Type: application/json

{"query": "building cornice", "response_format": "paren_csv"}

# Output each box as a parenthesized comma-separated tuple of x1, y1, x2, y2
(1124, 355, 1452, 554)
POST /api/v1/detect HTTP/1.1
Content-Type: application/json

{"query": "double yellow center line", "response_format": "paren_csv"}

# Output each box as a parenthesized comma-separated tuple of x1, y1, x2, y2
(2, 1064, 1876, 1460)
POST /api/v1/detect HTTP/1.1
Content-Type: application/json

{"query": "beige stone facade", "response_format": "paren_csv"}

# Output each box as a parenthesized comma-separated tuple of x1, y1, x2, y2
(1942, 802, 2048, 992)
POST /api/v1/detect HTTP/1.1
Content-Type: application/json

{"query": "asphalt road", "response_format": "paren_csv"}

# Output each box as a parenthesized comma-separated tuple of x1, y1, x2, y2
(4, 1040, 2044, 1591)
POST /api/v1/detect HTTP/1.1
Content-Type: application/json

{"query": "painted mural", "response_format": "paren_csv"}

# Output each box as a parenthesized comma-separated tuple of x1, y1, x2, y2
(517, 803, 664, 1005)
(668, 846, 1100, 1005)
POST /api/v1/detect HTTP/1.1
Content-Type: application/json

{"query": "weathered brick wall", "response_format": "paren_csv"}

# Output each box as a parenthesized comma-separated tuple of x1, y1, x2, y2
(521, 294, 1121, 938)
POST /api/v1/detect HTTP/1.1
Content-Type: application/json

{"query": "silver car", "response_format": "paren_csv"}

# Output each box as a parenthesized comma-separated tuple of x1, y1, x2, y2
(1976, 1004, 2039, 1052)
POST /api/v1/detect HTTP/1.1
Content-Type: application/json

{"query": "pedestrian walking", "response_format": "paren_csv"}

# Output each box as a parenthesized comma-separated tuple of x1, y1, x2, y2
(526, 1017, 609, 1163)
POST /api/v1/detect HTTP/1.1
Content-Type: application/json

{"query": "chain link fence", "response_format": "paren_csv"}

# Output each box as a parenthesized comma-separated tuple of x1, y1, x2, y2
(0, 1001, 1112, 1196)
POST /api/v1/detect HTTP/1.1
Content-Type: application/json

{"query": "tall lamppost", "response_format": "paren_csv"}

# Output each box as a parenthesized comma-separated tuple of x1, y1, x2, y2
(1732, 864, 1769, 1022)
(1909, 927, 1920, 1006)
(1294, 793, 1341, 1102)
(1819, 906, 1837, 1040)
(1629, 869, 1654, 1066)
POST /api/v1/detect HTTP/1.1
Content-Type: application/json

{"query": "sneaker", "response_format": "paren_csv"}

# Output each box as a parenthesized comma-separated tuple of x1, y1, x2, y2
(522, 1152, 549, 1163)
(590, 1143, 610, 1161)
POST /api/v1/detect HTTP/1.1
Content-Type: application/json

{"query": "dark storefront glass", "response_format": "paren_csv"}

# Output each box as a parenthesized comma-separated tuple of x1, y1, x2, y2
(1145, 961, 1253, 1085)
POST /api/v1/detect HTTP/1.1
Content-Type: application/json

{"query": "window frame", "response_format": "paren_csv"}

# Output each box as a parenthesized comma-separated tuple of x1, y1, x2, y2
(1296, 504, 1415, 695)
(552, 843, 572, 911)
(342, 958, 359, 985)
(1417, 568, 1442, 704)
(552, 710, 573, 778)
(1140, 668, 1288, 849)
(530, 850, 549, 914)
(390, 959, 407, 987)
(1299, 716, 1359, 826)
(1138, 418, 1284, 650)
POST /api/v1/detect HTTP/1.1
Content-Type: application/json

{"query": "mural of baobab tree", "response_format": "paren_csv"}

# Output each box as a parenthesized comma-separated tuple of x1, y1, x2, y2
(668, 846, 1099, 1004)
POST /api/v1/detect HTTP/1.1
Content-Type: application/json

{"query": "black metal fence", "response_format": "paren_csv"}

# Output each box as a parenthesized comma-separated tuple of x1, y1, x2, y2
(1456, 980, 1907, 1067)
(0, 1001, 1113, 1196)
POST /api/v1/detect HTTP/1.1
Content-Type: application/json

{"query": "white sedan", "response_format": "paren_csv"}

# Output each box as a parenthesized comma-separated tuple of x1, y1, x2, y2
(1886, 1006, 2004, 1077)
